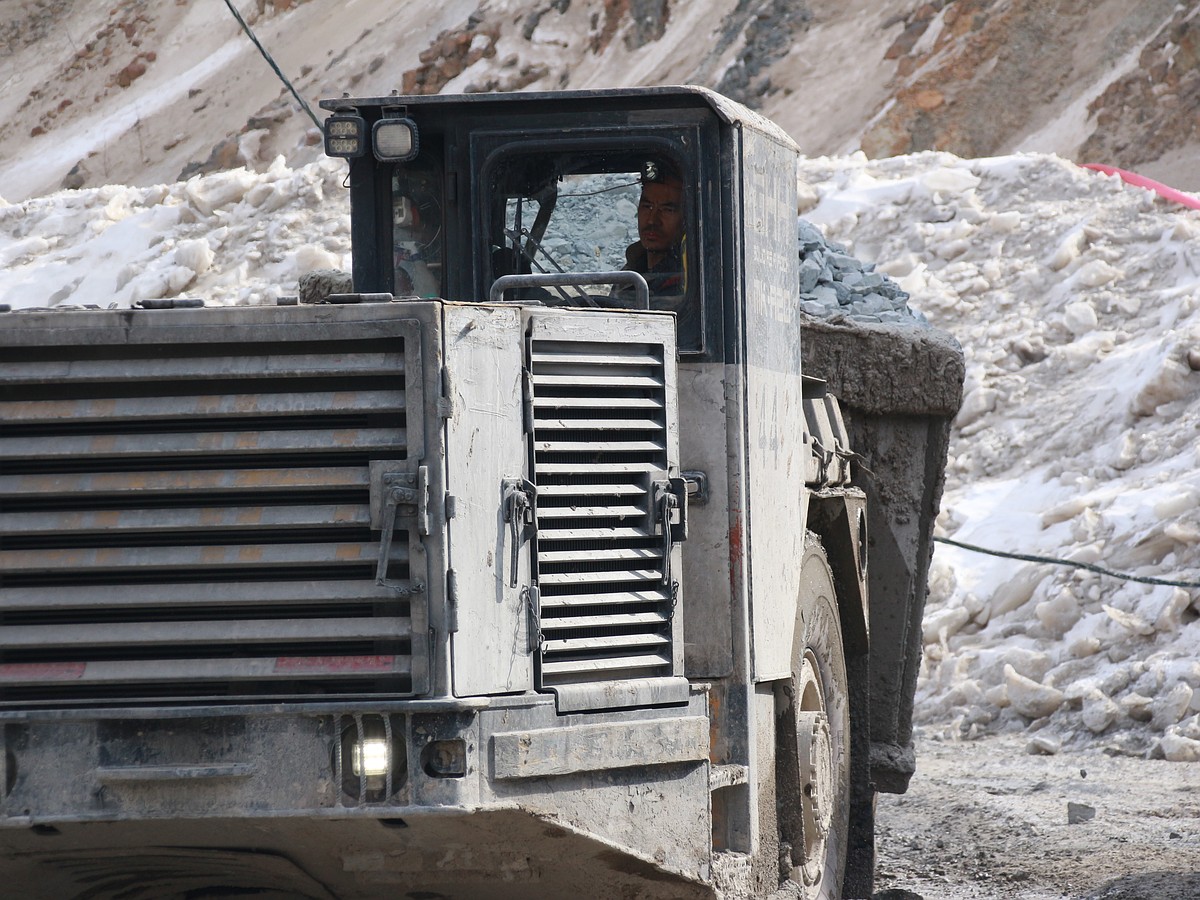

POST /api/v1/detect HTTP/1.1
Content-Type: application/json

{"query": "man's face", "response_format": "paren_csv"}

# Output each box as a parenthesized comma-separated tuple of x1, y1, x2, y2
(637, 179, 684, 255)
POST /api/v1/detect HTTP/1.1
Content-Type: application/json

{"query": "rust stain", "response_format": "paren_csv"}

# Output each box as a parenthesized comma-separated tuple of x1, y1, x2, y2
(195, 395, 222, 415)
(275, 655, 394, 673)
(0, 662, 86, 680)
(90, 434, 117, 453)
(235, 433, 260, 450)
(335, 544, 363, 561)
(236, 508, 263, 525)
(238, 546, 264, 563)
(200, 507, 225, 527)
(727, 516, 744, 594)
(201, 547, 227, 565)
(95, 510, 121, 528)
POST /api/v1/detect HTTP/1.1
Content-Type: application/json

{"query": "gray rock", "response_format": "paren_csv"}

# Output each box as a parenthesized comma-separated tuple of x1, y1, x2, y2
(1067, 801, 1096, 825)
(298, 268, 353, 304)
(799, 257, 822, 293)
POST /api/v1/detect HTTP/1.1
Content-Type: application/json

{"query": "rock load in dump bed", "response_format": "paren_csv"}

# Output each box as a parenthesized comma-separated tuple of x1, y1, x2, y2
(797, 218, 965, 792)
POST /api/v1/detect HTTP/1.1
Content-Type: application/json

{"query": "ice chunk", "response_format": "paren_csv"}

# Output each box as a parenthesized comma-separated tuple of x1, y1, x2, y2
(1081, 690, 1119, 733)
(1152, 682, 1194, 730)
(1004, 664, 1064, 718)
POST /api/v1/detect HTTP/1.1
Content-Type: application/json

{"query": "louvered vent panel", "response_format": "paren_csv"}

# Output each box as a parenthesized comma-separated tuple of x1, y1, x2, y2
(0, 312, 426, 708)
(529, 339, 675, 690)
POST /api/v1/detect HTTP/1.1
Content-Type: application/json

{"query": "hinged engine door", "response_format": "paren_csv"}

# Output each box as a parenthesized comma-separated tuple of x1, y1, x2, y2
(444, 304, 532, 696)
(524, 309, 689, 712)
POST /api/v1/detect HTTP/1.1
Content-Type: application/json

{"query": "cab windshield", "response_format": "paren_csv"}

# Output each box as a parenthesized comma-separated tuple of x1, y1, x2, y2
(487, 151, 701, 351)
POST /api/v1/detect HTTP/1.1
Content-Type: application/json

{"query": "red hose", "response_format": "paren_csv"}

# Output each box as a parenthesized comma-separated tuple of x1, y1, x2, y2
(1080, 163, 1200, 211)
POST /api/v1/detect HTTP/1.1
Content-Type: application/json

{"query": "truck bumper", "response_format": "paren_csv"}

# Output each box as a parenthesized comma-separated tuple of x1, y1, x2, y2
(0, 693, 714, 899)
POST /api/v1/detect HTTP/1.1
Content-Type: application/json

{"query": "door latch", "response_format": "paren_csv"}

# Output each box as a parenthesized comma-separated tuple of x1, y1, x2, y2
(502, 477, 537, 588)
(372, 463, 429, 587)
(654, 476, 689, 588)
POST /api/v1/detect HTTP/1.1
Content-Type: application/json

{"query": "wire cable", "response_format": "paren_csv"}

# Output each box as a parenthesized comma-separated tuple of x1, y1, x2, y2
(933, 535, 1200, 589)
(221, 0, 322, 131)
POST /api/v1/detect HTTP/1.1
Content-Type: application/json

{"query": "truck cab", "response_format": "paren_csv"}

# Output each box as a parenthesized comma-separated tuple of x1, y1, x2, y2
(324, 84, 872, 889)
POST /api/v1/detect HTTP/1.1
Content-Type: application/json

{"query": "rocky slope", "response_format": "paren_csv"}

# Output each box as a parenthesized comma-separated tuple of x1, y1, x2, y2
(2, 0, 1197, 202)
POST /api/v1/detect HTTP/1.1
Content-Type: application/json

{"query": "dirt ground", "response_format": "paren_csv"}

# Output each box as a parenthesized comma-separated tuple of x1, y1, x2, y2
(871, 732, 1200, 900)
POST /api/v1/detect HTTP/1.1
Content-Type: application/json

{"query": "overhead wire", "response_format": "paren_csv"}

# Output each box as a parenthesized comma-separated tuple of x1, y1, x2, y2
(933, 535, 1200, 589)
(221, 0, 322, 131)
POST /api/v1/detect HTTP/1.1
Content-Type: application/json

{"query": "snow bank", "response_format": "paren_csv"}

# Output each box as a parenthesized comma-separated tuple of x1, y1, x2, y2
(802, 150, 1200, 758)
(0, 156, 350, 310)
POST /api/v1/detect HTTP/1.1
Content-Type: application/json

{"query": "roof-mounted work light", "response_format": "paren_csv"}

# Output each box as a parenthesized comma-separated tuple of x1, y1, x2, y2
(373, 115, 419, 162)
(324, 113, 366, 158)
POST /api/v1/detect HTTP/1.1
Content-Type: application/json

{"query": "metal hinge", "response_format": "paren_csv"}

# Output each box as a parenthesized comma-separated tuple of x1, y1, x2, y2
(447, 568, 459, 633)
(521, 368, 535, 435)
(437, 365, 454, 419)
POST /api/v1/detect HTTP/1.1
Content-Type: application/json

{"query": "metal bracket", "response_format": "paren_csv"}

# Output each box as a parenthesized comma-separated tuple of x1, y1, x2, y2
(681, 469, 709, 506)
(373, 463, 429, 586)
(502, 477, 537, 589)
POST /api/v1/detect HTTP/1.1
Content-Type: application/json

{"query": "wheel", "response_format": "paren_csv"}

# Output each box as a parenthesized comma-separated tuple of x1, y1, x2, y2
(776, 538, 850, 899)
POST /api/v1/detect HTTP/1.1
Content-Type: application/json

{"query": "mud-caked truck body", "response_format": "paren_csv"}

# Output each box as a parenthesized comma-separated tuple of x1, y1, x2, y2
(0, 87, 961, 899)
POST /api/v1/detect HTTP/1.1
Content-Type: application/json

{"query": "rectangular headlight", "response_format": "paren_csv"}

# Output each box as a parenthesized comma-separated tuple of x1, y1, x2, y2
(373, 118, 419, 162)
(324, 114, 366, 158)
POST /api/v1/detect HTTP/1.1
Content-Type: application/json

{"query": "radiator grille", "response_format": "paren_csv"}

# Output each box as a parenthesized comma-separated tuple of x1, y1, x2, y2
(0, 311, 427, 708)
(529, 338, 676, 691)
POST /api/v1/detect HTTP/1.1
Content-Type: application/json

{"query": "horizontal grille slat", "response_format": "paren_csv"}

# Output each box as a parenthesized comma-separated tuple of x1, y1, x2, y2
(1, 428, 404, 461)
(539, 569, 663, 586)
(537, 526, 652, 542)
(0, 504, 371, 537)
(0, 655, 412, 687)
(533, 395, 663, 411)
(1, 541, 391, 576)
(1, 390, 404, 425)
(530, 349, 662, 367)
(537, 547, 661, 564)
(0, 467, 369, 499)
(533, 462, 664, 475)
(7, 352, 406, 385)
(536, 483, 646, 498)
(531, 374, 663, 390)
(540, 653, 671, 679)
(1, 580, 401, 611)
(541, 612, 669, 630)
(536, 504, 648, 520)
(538, 588, 673, 610)
(1, 617, 412, 649)
(534, 418, 663, 431)
(535, 439, 665, 453)
(541, 633, 670, 654)
(0, 310, 427, 707)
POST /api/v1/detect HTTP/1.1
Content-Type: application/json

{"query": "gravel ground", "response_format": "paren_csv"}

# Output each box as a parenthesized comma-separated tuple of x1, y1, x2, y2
(872, 733, 1200, 899)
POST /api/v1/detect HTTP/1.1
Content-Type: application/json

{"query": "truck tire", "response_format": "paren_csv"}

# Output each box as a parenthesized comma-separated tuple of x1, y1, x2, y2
(776, 539, 850, 899)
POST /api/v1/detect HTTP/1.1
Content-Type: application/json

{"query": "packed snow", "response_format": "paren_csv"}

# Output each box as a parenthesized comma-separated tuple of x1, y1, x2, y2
(2, 149, 1198, 760)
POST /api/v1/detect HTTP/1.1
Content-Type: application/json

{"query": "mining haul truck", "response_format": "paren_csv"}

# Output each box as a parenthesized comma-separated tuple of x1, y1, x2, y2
(0, 87, 963, 899)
